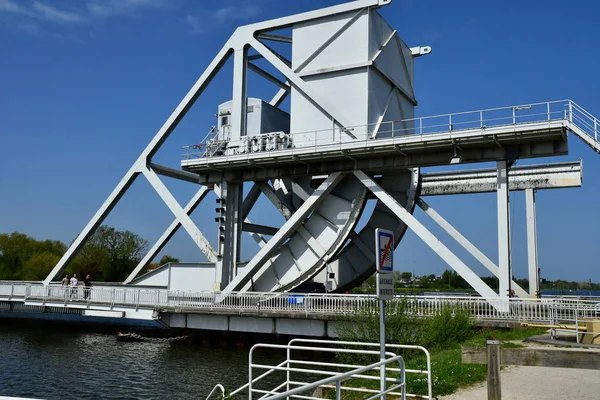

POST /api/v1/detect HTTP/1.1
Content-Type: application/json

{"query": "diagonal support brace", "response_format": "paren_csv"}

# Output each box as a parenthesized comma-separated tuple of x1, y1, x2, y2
(416, 198, 528, 298)
(123, 185, 211, 284)
(143, 166, 217, 262)
(353, 170, 499, 300)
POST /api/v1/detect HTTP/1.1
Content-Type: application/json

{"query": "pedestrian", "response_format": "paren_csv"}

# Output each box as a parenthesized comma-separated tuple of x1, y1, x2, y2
(61, 274, 69, 298)
(70, 273, 78, 299)
(83, 274, 92, 300)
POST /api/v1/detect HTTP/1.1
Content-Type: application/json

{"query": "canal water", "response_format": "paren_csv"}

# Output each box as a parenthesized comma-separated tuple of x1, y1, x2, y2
(0, 322, 290, 400)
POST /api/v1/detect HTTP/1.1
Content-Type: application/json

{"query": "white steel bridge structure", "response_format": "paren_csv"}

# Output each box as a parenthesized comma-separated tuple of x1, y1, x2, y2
(6, 0, 597, 314)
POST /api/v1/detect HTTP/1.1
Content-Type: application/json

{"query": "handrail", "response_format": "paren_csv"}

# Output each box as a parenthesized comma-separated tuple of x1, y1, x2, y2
(248, 342, 406, 400)
(288, 338, 432, 399)
(180, 99, 600, 161)
(1, 282, 598, 325)
(205, 383, 225, 399)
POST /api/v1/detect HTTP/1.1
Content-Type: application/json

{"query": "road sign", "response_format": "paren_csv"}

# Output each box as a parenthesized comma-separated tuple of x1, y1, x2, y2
(375, 228, 394, 272)
(375, 229, 394, 301)
(377, 271, 394, 300)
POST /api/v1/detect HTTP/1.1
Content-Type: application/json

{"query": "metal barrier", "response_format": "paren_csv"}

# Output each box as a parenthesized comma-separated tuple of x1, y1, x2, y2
(288, 338, 432, 399)
(1, 282, 599, 325)
(247, 341, 407, 400)
(182, 99, 600, 160)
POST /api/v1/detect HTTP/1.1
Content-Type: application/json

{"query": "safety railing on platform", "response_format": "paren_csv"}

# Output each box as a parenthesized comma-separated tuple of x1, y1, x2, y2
(1, 282, 599, 324)
(181, 99, 600, 161)
(245, 341, 407, 400)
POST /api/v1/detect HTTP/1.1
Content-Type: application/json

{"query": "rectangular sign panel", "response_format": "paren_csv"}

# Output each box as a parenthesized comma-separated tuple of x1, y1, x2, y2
(375, 228, 394, 300)
(377, 271, 394, 300)
(375, 228, 394, 272)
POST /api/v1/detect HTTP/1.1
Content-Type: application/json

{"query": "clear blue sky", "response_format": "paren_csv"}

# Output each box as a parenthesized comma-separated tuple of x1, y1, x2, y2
(1, 0, 599, 283)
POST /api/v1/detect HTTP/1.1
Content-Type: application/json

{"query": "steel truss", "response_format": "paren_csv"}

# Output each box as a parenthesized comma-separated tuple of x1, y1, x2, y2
(44, 0, 401, 286)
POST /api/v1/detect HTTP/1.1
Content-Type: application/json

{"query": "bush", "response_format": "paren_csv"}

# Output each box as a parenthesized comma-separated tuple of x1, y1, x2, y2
(420, 305, 474, 350)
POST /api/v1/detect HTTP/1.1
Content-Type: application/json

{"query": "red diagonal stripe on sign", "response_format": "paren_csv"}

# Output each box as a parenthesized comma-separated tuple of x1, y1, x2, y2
(380, 235, 392, 268)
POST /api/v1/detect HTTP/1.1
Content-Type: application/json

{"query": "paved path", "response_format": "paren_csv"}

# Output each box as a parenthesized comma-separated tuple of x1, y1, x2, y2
(439, 365, 600, 399)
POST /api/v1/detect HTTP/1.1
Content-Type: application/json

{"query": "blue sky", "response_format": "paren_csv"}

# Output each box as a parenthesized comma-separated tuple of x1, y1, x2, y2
(1, 0, 599, 283)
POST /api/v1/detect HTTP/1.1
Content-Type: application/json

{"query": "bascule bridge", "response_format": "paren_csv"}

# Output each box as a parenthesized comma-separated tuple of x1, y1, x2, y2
(2, 0, 600, 331)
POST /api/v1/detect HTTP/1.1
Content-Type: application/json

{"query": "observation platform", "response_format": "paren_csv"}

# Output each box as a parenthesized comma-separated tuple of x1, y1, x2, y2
(181, 100, 600, 184)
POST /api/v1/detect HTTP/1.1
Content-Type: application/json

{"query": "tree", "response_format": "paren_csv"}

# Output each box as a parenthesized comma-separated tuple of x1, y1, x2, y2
(0, 232, 66, 280)
(71, 226, 149, 282)
(400, 272, 412, 281)
(159, 255, 179, 265)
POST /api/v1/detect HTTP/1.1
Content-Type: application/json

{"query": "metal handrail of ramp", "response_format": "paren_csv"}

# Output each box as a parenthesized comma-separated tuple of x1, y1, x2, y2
(246, 342, 407, 400)
(288, 338, 432, 399)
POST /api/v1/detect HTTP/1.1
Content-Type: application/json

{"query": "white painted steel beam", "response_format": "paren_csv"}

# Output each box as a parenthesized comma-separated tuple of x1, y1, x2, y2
(44, 45, 232, 285)
(416, 198, 528, 298)
(43, 164, 142, 285)
(420, 161, 582, 196)
(242, 223, 279, 236)
(257, 181, 293, 219)
(230, 47, 248, 143)
(242, 183, 262, 220)
(142, 167, 217, 262)
(353, 170, 498, 300)
(497, 160, 512, 298)
(248, 63, 290, 92)
(124, 185, 211, 284)
(224, 172, 345, 292)
(250, 38, 357, 139)
(269, 87, 288, 108)
(151, 163, 200, 184)
(526, 189, 540, 298)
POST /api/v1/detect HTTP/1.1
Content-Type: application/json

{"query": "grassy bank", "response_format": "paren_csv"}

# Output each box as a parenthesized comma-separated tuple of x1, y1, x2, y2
(331, 304, 546, 398)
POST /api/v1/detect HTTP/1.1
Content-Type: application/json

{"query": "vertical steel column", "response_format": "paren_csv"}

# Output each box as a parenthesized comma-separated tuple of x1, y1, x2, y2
(497, 160, 512, 298)
(230, 46, 248, 144)
(214, 45, 248, 290)
(215, 182, 243, 289)
(526, 189, 540, 298)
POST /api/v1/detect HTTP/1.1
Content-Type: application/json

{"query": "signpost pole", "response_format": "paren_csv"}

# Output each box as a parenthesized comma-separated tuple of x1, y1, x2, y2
(375, 228, 394, 400)
(380, 297, 386, 399)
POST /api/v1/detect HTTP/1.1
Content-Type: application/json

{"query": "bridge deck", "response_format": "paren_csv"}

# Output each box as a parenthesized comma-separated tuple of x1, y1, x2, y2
(2, 283, 598, 329)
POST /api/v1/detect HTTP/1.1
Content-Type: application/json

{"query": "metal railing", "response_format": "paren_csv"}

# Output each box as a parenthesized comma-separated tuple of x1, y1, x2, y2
(1, 282, 599, 325)
(288, 339, 432, 399)
(246, 341, 407, 400)
(182, 99, 600, 161)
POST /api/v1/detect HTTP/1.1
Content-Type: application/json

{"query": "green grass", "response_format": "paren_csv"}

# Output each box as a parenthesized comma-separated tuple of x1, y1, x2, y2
(324, 327, 547, 399)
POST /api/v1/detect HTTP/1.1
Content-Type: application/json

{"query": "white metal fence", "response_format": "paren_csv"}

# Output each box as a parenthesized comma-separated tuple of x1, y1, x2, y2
(246, 341, 408, 400)
(1, 282, 599, 325)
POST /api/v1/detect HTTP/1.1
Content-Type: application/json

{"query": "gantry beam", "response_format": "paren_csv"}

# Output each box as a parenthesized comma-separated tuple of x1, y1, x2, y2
(420, 161, 582, 195)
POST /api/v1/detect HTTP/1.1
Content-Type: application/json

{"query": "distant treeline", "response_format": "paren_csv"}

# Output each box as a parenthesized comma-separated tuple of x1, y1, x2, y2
(0, 227, 178, 282)
(359, 270, 600, 292)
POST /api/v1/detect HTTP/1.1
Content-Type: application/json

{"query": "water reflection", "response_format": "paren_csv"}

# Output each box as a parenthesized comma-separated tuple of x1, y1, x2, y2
(0, 323, 282, 400)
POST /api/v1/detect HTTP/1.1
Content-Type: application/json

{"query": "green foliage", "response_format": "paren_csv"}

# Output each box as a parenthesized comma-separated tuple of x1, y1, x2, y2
(159, 255, 180, 265)
(70, 225, 149, 281)
(0, 227, 149, 282)
(0, 232, 66, 280)
(420, 305, 474, 350)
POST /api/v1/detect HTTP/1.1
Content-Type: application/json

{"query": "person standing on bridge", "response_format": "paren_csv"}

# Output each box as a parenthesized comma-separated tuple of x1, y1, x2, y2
(70, 274, 78, 299)
(83, 274, 92, 300)
(61, 274, 69, 298)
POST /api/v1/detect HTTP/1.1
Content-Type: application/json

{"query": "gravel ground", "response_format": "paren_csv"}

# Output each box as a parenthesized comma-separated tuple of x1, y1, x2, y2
(438, 365, 600, 399)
